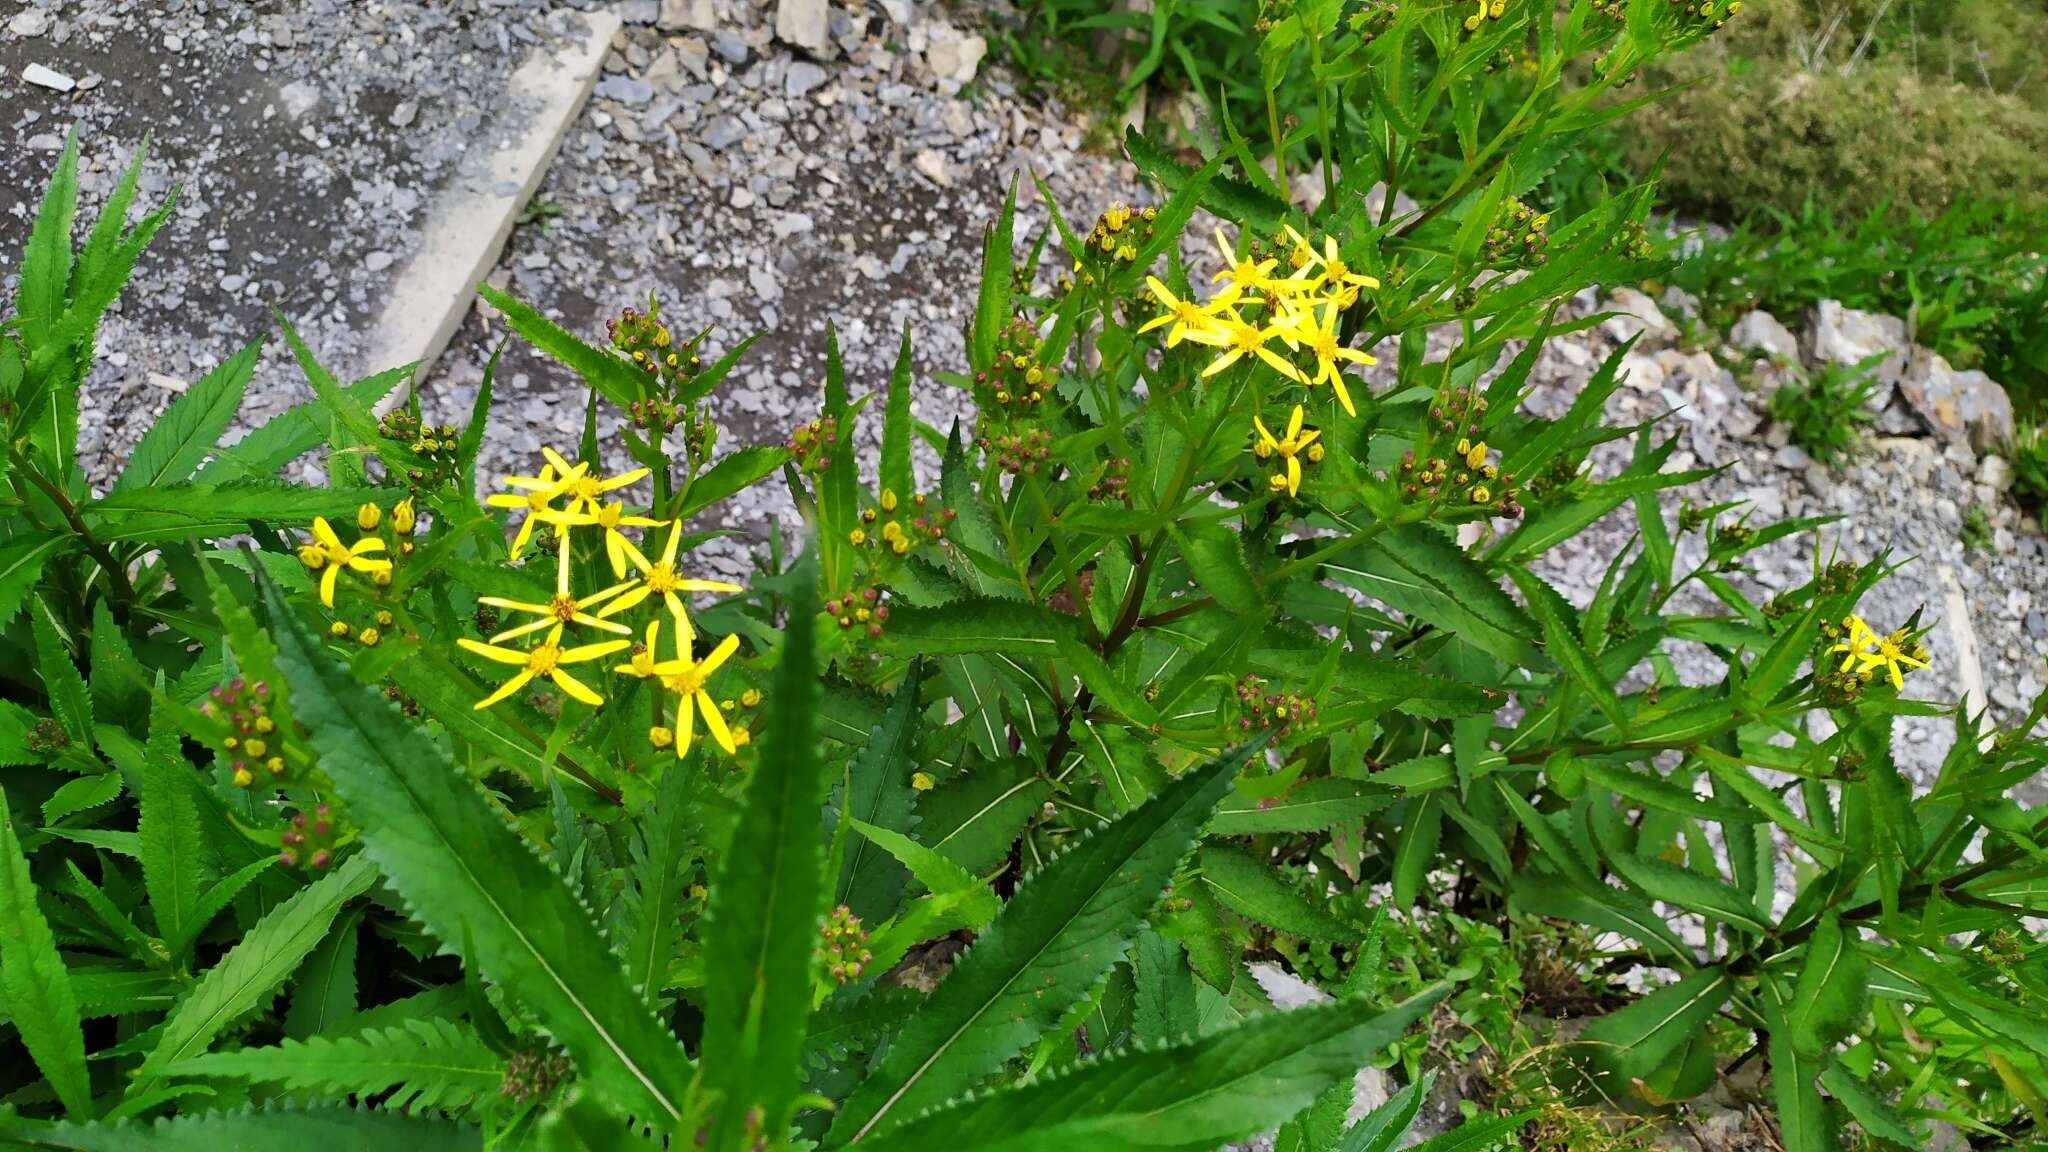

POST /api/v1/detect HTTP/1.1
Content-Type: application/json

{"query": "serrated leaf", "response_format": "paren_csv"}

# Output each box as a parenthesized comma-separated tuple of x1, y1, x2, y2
(1603, 850, 1768, 934)
(31, 604, 92, 745)
(1328, 526, 1541, 668)
(42, 771, 123, 824)
(881, 322, 915, 501)
(830, 744, 1250, 1143)
(0, 1103, 482, 1151)
(134, 856, 376, 1094)
(139, 698, 209, 958)
(1405, 1111, 1537, 1152)
(1578, 967, 1732, 1087)
(1764, 978, 1836, 1152)
(1788, 913, 1865, 1060)
(258, 569, 692, 1128)
(882, 598, 1080, 656)
(0, 533, 63, 631)
(1210, 778, 1393, 835)
(1509, 567, 1624, 731)
(165, 1018, 502, 1114)
(1820, 1059, 1921, 1147)
(835, 664, 923, 922)
(86, 481, 384, 543)
(1173, 521, 1263, 614)
(698, 546, 823, 1149)
(1392, 792, 1443, 910)
(1198, 843, 1359, 942)
(970, 176, 1017, 374)
(622, 767, 694, 1006)
(18, 128, 78, 355)
(0, 790, 93, 1119)
(193, 367, 408, 484)
(1076, 719, 1165, 814)
(847, 818, 998, 929)
(283, 908, 361, 1040)
(477, 284, 641, 410)
(854, 987, 1448, 1152)
(674, 445, 790, 521)
(1056, 636, 1158, 727)
(115, 338, 263, 490)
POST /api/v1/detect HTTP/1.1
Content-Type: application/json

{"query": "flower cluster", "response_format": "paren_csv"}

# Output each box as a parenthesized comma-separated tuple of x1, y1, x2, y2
(378, 410, 460, 490)
(981, 427, 1054, 475)
(976, 315, 1052, 413)
(851, 489, 954, 558)
(825, 585, 893, 641)
(1234, 674, 1320, 740)
(786, 415, 839, 474)
(608, 302, 705, 392)
(1350, 0, 1398, 41)
(1060, 201, 1160, 290)
(1251, 405, 1325, 497)
(200, 677, 289, 789)
(1089, 455, 1132, 502)
(1482, 199, 1550, 269)
(1463, 0, 1507, 32)
(818, 904, 874, 985)
(279, 804, 343, 871)
(297, 506, 396, 607)
(1828, 614, 1929, 691)
(1140, 226, 1379, 416)
(499, 1048, 572, 1107)
(456, 449, 747, 760)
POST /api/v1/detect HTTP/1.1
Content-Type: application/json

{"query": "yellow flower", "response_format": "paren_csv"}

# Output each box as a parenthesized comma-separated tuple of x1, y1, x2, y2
(1210, 226, 1281, 301)
(1829, 615, 1930, 691)
(541, 447, 651, 515)
(391, 496, 418, 535)
(1137, 276, 1230, 348)
(1471, 486, 1492, 505)
(479, 540, 637, 644)
(616, 618, 678, 681)
(649, 725, 675, 749)
(487, 461, 586, 557)
(303, 516, 391, 608)
(535, 499, 664, 578)
(601, 519, 743, 636)
(356, 502, 381, 531)
(1253, 406, 1322, 497)
(457, 623, 629, 710)
(1463, 440, 1489, 469)
(911, 771, 935, 791)
(1282, 298, 1377, 417)
(1201, 313, 1301, 381)
(1287, 232, 1380, 305)
(651, 633, 743, 757)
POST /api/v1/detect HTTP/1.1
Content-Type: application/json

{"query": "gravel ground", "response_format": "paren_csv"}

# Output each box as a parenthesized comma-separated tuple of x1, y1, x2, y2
(6, 0, 2042, 797)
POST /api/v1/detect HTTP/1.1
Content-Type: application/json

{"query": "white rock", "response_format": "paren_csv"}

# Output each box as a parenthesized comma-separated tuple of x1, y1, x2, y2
(1980, 454, 2015, 493)
(21, 63, 74, 92)
(363, 251, 394, 273)
(912, 148, 953, 187)
(278, 80, 320, 119)
(925, 32, 987, 86)
(8, 9, 50, 37)
(774, 0, 829, 54)
(1616, 349, 1667, 393)
(1897, 345, 2015, 453)
(1728, 309, 1798, 361)
(1806, 299, 1905, 369)
(1248, 962, 1331, 1009)
(1600, 286, 1676, 347)
(660, 0, 717, 30)
(147, 372, 188, 394)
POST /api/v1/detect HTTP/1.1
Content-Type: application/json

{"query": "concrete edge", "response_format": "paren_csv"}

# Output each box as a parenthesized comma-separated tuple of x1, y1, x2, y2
(360, 7, 621, 405)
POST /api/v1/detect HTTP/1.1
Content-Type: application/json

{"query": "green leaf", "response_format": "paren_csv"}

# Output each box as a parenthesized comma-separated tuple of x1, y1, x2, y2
(1057, 636, 1159, 727)
(1076, 719, 1165, 814)
(283, 908, 361, 1040)
(1211, 778, 1392, 835)
(970, 176, 1018, 374)
(1578, 967, 1732, 1086)
(32, 604, 93, 745)
(0, 1104, 483, 1151)
(1130, 930, 1197, 1045)
(1764, 979, 1837, 1152)
(1198, 842, 1359, 942)
(135, 856, 377, 1093)
(138, 699, 209, 958)
(881, 321, 915, 502)
(1603, 850, 1768, 934)
(1328, 526, 1542, 668)
(258, 571, 692, 1128)
(1340, 1073, 1430, 1152)
(882, 597, 1080, 656)
(622, 768, 694, 1005)
(18, 128, 78, 354)
(834, 664, 924, 922)
(114, 338, 263, 490)
(830, 743, 1251, 1143)
(164, 1018, 503, 1114)
(192, 367, 408, 484)
(86, 481, 384, 543)
(1173, 522, 1263, 614)
(853, 987, 1448, 1152)
(674, 445, 791, 521)
(477, 284, 641, 410)
(0, 534, 63, 631)
(1820, 1059, 1922, 1147)
(698, 546, 823, 1149)
(42, 771, 123, 824)
(1392, 793, 1443, 911)
(1509, 568, 1624, 731)
(847, 818, 999, 929)
(1788, 913, 1866, 1060)
(0, 790, 93, 1119)
(1405, 1112, 1538, 1152)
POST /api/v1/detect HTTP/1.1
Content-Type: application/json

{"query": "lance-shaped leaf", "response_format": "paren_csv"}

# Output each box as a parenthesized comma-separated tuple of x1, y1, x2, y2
(621, 767, 695, 1005)
(0, 1103, 483, 1152)
(881, 597, 1080, 656)
(258, 569, 692, 1129)
(114, 337, 263, 490)
(1578, 966, 1732, 1085)
(135, 855, 377, 1094)
(1210, 778, 1393, 835)
(830, 743, 1251, 1144)
(1764, 976, 1837, 1152)
(164, 1018, 503, 1115)
(835, 663, 925, 921)
(0, 792, 92, 1120)
(696, 546, 827, 1148)
(1788, 913, 1866, 1060)
(1198, 842, 1360, 943)
(850, 986, 1449, 1152)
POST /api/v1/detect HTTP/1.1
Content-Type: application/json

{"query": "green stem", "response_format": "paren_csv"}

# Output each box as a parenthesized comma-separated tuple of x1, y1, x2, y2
(9, 445, 137, 612)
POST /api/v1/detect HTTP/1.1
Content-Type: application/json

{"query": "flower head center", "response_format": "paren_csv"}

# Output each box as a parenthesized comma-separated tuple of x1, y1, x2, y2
(525, 645, 562, 675)
(598, 504, 623, 529)
(549, 595, 578, 621)
(646, 564, 679, 594)
(663, 665, 708, 696)
(571, 475, 603, 502)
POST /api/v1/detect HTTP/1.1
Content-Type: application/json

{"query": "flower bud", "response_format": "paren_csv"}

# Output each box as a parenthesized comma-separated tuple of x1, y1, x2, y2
(357, 503, 381, 531)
